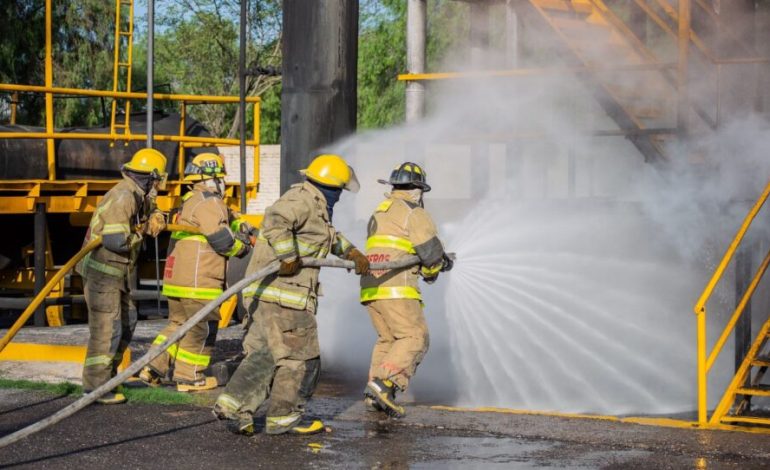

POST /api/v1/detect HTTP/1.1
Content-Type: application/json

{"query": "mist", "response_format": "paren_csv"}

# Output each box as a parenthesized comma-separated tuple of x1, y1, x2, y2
(313, 5, 770, 415)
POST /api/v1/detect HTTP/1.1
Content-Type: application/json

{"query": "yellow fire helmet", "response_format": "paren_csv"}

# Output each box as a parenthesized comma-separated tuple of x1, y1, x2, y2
(184, 153, 227, 181)
(123, 148, 168, 189)
(123, 148, 168, 176)
(300, 154, 360, 193)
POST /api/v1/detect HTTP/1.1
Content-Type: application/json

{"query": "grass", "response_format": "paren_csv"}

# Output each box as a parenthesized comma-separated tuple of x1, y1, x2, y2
(0, 377, 208, 406)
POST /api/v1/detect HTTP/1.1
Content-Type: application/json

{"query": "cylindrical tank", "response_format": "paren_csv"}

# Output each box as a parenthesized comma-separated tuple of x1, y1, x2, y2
(0, 112, 214, 180)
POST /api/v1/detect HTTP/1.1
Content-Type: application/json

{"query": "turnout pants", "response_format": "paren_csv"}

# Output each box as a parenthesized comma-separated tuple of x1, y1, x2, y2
(220, 299, 320, 419)
(82, 274, 136, 391)
(366, 298, 429, 391)
(148, 297, 220, 383)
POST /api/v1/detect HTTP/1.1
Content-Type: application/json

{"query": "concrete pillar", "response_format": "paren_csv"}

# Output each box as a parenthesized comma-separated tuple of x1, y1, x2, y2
(406, 0, 427, 123)
(470, 1, 491, 68)
(280, 0, 359, 193)
(505, 0, 520, 68)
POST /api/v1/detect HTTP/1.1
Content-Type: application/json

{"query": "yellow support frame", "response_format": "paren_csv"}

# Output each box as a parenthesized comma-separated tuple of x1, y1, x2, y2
(693, 179, 770, 424)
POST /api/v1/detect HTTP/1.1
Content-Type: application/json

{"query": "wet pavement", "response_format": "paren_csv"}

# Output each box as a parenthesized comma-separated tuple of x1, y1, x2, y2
(2, 387, 770, 469)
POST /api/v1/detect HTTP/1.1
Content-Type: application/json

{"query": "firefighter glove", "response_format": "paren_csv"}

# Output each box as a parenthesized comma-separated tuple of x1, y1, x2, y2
(346, 248, 370, 275)
(440, 253, 454, 272)
(278, 257, 301, 276)
(147, 211, 167, 238)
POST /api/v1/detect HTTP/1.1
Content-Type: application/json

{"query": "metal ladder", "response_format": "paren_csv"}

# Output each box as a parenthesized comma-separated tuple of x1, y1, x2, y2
(712, 317, 770, 427)
(110, 0, 135, 143)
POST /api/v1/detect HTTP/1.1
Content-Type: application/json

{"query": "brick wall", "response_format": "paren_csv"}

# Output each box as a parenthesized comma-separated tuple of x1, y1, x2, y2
(220, 145, 280, 214)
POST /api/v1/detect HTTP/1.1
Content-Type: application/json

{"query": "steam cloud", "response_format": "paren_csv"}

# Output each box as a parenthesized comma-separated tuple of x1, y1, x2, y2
(315, 6, 770, 414)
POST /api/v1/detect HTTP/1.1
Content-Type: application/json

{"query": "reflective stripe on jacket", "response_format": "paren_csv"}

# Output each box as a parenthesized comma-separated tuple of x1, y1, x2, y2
(162, 184, 242, 299)
(359, 190, 446, 302)
(76, 176, 147, 280)
(242, 181, 356, 311)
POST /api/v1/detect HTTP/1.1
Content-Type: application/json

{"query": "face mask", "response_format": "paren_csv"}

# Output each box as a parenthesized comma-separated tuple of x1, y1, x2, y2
(309, 181, 343, 220)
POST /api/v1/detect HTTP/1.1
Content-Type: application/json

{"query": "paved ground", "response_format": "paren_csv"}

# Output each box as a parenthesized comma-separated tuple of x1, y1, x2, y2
(2, 387, 770, 469)
(3, 323, 770, 468)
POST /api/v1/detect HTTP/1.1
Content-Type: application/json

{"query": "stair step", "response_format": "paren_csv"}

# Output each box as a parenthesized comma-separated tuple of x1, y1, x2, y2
(534, 0, 593, 14)
(751, 356, 770, 368)
(736, 385, 770, 397)
(721, 415, 770, 426)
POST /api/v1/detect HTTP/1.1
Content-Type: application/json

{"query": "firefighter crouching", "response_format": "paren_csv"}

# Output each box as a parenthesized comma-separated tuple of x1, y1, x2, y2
(76, 148, 168, 405)
(213, 154, 370, 436)
(362, 162, 453, 418)
(140, 153, 252, 392)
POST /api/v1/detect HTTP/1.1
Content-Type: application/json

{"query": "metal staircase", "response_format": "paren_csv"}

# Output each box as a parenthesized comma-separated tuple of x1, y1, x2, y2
(109, 0, 135, 142)
(522, 0, 679, 162)
(694, 181, 770, 428)
(717, 320, 770, 427)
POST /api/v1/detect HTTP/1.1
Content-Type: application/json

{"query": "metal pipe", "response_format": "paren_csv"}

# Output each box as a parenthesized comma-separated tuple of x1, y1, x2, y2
(10, 92, 17, 125)
(405, 0, 427, 123)
(238, 0, 248, 213)
(0, 84, 260, 103)
(0, 131, 259, 146)
(33, 203, 47, 326)
(147, 0, 154, 146)
(0, 254, 428, 448)
(398, 63, 678, 81)
(677, 0, 691, 135)
(44, 0, 54, 180)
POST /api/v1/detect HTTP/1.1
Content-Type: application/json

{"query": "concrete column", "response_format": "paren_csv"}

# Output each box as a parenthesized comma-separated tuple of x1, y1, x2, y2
(280, 0, 359, 193)
(406, 0, 427, 123)
(470, 1, 491, 68)
(505, 0, 520, 68)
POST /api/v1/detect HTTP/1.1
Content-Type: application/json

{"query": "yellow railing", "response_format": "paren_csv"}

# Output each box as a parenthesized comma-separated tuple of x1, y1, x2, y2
(0, 83, 261, 187)
(692, 179, 770, 424)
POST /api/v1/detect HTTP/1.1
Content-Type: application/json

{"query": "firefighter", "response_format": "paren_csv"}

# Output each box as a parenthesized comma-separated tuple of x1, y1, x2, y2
(361, 162, 453, 418)
(213, 154, 370, 435)
(76, 148, 168, 404)
(140, 153, 252, 392)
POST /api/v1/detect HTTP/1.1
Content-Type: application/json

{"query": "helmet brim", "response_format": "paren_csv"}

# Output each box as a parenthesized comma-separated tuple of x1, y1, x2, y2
(378, 179, 431, 192)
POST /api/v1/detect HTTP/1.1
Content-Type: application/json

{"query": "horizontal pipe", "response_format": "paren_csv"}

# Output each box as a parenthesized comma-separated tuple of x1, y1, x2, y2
(0, 131, 257, 146)
(0, 291, 165, 309)
(398, 63, 677, 81)
(0, 83, 260, 104)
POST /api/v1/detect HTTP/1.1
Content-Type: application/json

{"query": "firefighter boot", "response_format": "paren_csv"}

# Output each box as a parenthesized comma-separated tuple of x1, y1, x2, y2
(265, 412, 325, 435)
(364, 396, 383, 412)
(365, 378, 405, 418)
(138, 367, 163, 387)
(94, 385, 127, 405)
(212, 394, 254, 436)
(176, 376, 218, 393)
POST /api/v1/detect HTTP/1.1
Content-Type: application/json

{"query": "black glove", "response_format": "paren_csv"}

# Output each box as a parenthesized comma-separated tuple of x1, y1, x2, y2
(278, 257, 301, 276)
(440, 253, 454, 272)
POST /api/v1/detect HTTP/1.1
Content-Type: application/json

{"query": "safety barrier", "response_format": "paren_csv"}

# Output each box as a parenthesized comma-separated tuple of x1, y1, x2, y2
(692, 179, 770, 424)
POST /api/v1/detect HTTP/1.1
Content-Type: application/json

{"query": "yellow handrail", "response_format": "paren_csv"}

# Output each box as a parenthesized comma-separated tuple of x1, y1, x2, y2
(0, 223, 199, 354)
(0, 83, 260, 103)
(0, 237, 101, 353)
(692, 178, 770, 424)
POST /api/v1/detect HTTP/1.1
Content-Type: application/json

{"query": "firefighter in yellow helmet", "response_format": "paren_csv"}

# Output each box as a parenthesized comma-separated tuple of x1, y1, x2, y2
(140, 153, 253, 392)
(76, 148, 168, 404)
(361, 162, 452, 418)
(213, 154, 370, 435)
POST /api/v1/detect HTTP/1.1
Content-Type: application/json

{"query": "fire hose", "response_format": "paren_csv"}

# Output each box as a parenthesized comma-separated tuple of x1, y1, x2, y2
(0, 254, 429, 448)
